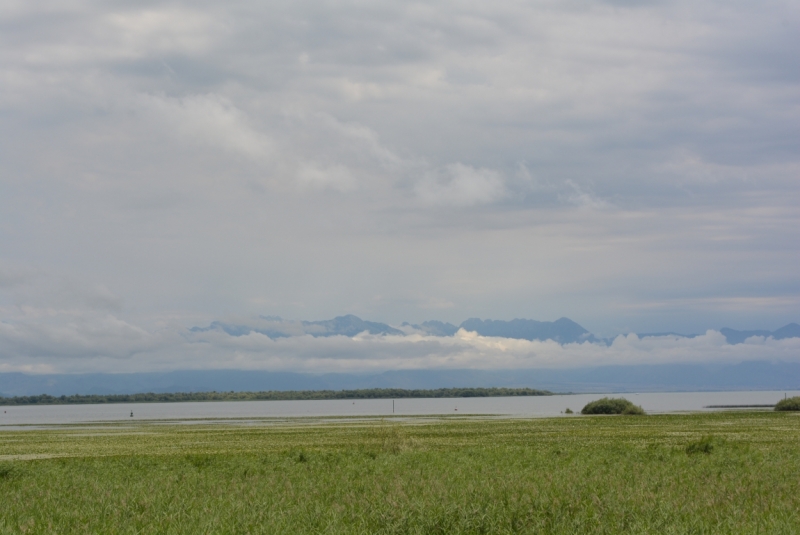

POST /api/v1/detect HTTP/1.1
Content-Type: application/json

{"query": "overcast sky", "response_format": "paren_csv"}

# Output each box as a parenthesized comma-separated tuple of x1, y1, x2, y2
(1, 0, 798, 373)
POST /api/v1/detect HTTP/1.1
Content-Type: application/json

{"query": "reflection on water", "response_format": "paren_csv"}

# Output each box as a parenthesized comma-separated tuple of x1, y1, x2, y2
(1, 390, 798, 427)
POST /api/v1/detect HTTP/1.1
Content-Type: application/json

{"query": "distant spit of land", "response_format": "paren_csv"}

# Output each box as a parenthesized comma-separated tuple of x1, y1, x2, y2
(0, 387, 553, 406)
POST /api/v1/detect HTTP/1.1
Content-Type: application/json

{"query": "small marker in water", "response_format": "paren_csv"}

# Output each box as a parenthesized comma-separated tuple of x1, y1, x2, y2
(130, 411, 134, 418)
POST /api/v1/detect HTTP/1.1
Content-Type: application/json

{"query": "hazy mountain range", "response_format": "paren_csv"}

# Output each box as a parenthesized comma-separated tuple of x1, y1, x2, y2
(192, 315, 800, 346)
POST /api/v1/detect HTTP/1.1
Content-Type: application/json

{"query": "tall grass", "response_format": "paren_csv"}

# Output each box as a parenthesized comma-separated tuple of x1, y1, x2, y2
(1, 412, 799, 533)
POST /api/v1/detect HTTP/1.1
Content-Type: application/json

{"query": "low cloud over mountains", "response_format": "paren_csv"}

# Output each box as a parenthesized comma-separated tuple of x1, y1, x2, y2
(192, 314, 799, 347)
(191, 315, 404, 339)
(1, 310, 798, 376)
(192, 315, 598, 343)
(191, 315, 599, 343)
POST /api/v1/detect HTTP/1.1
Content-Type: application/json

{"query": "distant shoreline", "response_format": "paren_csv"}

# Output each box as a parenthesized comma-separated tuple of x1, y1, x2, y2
(703, 404, 775, 408)
(0, 387, 554, 406)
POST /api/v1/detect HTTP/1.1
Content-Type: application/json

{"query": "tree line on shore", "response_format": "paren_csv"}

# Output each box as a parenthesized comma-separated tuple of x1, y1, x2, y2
(0, 387, 553, 405)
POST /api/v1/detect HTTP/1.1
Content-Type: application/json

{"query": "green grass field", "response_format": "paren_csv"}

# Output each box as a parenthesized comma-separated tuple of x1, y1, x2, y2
(1, 412, 799, 534)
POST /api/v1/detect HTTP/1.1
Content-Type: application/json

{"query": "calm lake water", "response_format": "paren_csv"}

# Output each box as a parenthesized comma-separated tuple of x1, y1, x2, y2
(1, 390, 798, 428)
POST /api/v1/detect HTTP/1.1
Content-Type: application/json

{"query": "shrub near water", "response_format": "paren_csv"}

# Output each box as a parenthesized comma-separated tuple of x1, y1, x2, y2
(581, 397, 645, 415)
(775, 396, 800, 411)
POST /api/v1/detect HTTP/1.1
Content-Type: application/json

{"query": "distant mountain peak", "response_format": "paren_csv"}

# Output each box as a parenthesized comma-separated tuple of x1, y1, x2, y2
(720, 323, 800, 344)
(403, 320, 459, 337)
(302, 315, 403, 337)
(773, 323, 800, 339)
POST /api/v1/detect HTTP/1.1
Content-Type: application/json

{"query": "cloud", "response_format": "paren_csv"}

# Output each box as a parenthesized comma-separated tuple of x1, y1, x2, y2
(0, 0, 797, 354)
(297, 163, 356, 191)
(415, 163, 506, 206)
(105, 8, 223, 58)
(0, 269, 123, 313)
(0, 265, 29, 289)
(139, 93, 274, 164)
(561, 180, 611, 209)
(0, 310, 156, 361)
(1, 311, 799, 374)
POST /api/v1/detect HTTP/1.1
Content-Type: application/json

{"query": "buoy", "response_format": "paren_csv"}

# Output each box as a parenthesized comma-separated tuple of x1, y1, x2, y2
(130, 411, 134, 417)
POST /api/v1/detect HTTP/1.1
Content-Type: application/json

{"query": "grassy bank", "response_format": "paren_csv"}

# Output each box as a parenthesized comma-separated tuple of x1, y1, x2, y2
(1, 412, 799, 533)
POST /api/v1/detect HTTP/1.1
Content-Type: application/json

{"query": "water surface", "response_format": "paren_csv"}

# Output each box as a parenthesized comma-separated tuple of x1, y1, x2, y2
(2, 390, 798, 428)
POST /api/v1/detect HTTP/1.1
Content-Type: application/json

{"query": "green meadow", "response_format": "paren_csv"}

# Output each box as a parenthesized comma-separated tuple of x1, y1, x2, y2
(1, 412, 799, 534)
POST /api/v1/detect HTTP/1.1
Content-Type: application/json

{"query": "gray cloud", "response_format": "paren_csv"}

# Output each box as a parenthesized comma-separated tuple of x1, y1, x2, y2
(0, 265, 29, 289)
(0, 0, 797, 368)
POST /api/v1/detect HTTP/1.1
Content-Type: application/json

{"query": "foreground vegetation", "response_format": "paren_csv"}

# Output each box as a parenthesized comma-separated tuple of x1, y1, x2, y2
(0, 387, 552, 406)
(1, 412, 799, 533)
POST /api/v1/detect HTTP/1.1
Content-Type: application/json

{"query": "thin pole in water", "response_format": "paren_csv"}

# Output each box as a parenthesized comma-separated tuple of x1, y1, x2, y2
(393, 399, 395, 414)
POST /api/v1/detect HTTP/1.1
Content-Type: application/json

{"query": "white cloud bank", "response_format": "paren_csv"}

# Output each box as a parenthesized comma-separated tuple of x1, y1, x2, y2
(0, 310, 798, 374)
